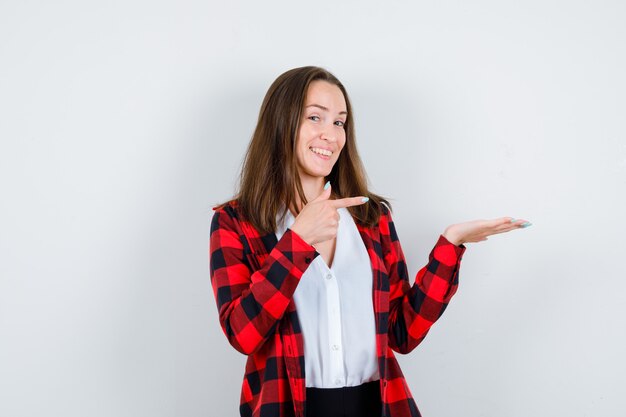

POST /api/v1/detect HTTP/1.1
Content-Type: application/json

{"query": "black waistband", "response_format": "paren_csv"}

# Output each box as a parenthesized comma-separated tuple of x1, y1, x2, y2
(306, 380, 381, 417)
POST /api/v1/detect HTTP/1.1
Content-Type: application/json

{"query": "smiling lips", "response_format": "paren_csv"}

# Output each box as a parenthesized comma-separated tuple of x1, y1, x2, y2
(310, 147, 332, 160)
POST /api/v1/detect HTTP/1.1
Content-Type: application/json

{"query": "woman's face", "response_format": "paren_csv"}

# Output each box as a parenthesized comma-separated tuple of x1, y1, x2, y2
(295, 80, 347, 182)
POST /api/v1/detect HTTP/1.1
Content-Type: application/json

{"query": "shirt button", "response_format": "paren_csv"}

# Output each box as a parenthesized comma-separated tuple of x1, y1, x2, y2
(332, 344, 340, 351)
(335, 379, 342, 386)
(326, 273, 332, 280)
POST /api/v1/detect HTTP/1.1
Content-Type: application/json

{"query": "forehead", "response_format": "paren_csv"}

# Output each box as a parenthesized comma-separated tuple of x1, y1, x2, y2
(304, 80, 347, 110)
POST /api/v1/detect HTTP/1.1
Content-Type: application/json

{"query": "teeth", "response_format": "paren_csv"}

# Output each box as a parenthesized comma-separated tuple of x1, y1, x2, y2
(310, 147, 332, 156)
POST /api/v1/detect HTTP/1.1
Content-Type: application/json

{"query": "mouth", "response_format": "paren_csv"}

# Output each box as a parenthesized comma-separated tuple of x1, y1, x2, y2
(309, 147, 332, 160)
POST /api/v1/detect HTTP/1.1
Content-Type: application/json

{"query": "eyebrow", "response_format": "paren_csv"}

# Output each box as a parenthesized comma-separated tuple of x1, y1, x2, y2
(306, 104, 348, 116)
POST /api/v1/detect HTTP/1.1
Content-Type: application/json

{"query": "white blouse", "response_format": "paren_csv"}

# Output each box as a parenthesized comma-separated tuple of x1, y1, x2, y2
(275, 206, 380, 388)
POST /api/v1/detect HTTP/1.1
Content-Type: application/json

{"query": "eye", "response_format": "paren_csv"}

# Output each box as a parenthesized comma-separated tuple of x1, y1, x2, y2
(308, 115, 320, 122)
(335, 120, 345, 127)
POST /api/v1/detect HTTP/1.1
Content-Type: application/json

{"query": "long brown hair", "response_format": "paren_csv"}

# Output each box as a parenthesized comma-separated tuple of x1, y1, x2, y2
(214, 66, 392, 233)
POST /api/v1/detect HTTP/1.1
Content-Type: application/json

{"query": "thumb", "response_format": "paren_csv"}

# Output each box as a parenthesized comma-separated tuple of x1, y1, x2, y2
(311, 181, 332, 202)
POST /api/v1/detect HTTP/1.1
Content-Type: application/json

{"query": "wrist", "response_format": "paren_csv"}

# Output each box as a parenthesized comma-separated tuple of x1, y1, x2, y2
(289, 225, 312, 246)
(443, 227, 463, 246)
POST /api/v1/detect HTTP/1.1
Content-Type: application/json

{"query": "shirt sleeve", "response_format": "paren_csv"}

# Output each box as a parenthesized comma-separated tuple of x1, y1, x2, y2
(379, 206, 467, 354)
(209, 206, 319, 355)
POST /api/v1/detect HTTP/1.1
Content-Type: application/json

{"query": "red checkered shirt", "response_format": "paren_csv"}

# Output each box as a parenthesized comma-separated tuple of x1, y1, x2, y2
(209, 200, 466, 417)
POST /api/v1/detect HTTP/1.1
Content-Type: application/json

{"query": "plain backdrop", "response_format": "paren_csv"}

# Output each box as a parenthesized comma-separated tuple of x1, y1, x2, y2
(1, 1, 625, 416)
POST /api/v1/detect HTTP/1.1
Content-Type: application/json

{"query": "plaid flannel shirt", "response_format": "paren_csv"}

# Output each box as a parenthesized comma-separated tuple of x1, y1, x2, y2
(209, 199, 466, 417)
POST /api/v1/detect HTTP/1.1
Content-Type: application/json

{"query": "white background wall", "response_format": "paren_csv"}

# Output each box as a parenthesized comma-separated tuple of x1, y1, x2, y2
(1, 1, 625, 416)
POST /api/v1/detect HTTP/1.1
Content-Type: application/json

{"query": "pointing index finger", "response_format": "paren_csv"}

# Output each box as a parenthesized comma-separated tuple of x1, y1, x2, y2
(330, 197, 369, 209)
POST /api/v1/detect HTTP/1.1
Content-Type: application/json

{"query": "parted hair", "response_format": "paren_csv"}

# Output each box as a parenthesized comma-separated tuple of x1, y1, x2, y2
(214, 66, 392, 233)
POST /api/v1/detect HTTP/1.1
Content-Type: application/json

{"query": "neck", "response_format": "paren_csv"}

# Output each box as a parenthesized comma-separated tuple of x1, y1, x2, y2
(292, 175, 327, 213)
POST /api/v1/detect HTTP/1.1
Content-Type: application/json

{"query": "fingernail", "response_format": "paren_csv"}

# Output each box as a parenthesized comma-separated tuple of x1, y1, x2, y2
(521, 222, 532, 228)
(361, 197, 369, 202)
(324, 181, 330, 190)
(510, 218, 517, 223)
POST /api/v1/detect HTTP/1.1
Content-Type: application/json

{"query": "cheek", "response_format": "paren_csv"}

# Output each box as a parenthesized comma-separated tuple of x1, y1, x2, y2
(297, 126, 314, 147)
(338, 134, 347, 152)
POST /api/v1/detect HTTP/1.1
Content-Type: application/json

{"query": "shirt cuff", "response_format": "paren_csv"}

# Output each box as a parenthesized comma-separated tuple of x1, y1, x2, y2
(279, 227, 320, 270)
(435, 234, 467, 265)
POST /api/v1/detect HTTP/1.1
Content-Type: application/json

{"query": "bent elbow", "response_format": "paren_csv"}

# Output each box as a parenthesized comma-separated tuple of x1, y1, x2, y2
(228, 337, 260, 356)
(219, 311, 266, 356)
(388, 317, 429, 355)
(388, 335, 426, 355)
(227, 332, 272, 356)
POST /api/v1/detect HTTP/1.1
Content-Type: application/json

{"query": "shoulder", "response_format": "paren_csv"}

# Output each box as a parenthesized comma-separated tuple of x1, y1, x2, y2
(377, 201, 400, 241)
(210, 199, 241, 232)
(380, 201, 391, 216)
(212, 199, 240, 217)
(212, 198, 238, 212)
(378, 201, 393, 225)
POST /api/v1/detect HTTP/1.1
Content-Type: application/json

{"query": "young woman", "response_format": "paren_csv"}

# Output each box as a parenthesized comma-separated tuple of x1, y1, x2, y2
(209, 66, 531, 417)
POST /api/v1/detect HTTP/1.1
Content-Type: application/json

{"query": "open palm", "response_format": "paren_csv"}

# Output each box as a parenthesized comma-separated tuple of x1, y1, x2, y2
(444, 217, 531, 245)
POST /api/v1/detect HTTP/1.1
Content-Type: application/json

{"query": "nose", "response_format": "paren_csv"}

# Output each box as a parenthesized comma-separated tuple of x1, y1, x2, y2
(320, 124, 337, 143)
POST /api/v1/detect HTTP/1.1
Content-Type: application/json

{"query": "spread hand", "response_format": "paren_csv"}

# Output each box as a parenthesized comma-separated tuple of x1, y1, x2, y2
(443, 217, 532, 246)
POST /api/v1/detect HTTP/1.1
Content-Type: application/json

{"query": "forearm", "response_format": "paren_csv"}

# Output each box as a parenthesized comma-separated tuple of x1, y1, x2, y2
(387, 235, 464, 353)
(211, 223, 318, 355)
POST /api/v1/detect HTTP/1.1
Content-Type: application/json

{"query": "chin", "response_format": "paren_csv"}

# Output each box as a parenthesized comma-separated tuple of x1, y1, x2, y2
(302, 168, 333, 179)
(299, 158, 338, 179)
